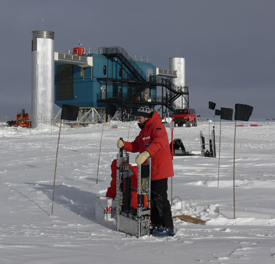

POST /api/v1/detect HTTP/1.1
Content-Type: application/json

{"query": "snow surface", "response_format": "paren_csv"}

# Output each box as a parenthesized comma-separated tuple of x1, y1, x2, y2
(1, 121, 275, 264)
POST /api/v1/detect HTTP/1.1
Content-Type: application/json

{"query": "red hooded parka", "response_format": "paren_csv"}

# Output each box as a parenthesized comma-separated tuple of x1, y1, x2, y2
(124, 111, 174, 181)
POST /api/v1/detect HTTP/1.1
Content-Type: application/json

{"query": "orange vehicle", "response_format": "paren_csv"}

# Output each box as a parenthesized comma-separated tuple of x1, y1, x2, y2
(7, 109, 32, 127)
(172, 108, 197, 127)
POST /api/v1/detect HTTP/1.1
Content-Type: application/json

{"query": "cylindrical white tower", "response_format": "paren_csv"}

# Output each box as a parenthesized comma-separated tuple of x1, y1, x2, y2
(31, 30, 55, 127)
(169, 57, 186, 109)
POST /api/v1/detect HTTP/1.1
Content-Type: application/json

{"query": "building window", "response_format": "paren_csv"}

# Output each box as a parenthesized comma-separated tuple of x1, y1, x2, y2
(56, 64, 74, 100)
(103, 66, 107, 75)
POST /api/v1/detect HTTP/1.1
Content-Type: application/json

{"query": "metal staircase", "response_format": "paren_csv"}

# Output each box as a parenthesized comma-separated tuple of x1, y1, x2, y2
(97, 46, 189, 118)
(148, 76, 189, 112)
(99, 46, 147, 82)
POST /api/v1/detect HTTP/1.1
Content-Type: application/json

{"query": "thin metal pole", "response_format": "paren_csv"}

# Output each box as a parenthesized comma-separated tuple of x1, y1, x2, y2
(96, 121, 104, 184)
(209, 109, 210, 140)
(171, 121, 174, 203)
(127, 118, 131, 141)
(51, 119, 62, 216)
(209, 109, 211, 156)
(171, 177, 173, 205)
(51, 111, 53, 134)
(218, 117, 222, 187)
(233, 120, 237, 219)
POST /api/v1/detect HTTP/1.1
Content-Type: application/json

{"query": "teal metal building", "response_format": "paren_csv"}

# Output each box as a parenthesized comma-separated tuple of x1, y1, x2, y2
(54, 46, 188, 118)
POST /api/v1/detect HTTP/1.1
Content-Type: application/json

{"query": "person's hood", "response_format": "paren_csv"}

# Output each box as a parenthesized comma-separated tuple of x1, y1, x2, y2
(140, 111, 161, 129)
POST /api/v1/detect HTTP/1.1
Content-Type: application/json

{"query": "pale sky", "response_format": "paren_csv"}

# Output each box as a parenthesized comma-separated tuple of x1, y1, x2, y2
(1, 0, 274, 120)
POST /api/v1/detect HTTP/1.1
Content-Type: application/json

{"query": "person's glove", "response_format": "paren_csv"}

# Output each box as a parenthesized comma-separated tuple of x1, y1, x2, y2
(135, 151, 150, 165)
(117, 138, 125, 148)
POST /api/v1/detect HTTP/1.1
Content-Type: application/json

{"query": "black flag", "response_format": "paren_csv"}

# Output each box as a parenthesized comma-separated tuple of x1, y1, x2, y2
(215, 109, 221, 116)
(209, 101, 216, 110)
(107, 104, 117, 116)
(61, 104, 79, 121)
(221, 107, 233, 120)
(235, 104, 253, 121)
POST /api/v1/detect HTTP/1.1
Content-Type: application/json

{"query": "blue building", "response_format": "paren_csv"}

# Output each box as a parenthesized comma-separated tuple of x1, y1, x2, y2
(54, 46, 188, 119)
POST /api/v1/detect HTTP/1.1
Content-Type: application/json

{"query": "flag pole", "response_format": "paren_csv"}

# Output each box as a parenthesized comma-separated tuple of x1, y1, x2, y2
(51, 119, 63, 216)
(232, 103, 253, 219)
(127, 116, 131, 141)
(171, 120, 174, 203)
(208, 109, 210, 140)
(218, 116, 222, 187)
(96, 120, 104, 184)
(233, 119, 237, 219)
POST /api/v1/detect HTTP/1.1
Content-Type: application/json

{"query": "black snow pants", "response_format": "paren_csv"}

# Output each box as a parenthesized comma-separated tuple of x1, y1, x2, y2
(151, 178, 174, 229)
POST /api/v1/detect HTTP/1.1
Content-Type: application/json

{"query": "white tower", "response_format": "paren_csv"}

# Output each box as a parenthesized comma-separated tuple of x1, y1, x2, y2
(169, 57, 186, 109)
(31, 30, 55, 127)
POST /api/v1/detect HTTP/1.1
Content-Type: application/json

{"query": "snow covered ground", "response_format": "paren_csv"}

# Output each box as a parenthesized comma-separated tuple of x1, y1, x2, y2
(1, 120, 275, 263)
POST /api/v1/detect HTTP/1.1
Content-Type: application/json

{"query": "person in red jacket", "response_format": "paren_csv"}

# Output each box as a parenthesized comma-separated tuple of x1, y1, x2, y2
(117, 106, 174, 237)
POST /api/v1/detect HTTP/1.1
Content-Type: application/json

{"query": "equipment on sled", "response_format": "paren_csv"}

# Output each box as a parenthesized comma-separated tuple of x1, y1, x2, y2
(7, 109, 31, 127)
(170, 138, 194, 156)
(116, 139, 151, 237)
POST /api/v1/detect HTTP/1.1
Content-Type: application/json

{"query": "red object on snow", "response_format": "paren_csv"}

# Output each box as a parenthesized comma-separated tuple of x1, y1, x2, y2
(106, 159, 148, 209)
(9, 109, 31, 127)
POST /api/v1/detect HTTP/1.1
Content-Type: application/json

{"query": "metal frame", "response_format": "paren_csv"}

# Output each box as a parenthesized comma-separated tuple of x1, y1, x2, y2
(116, 150, 151, 237)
